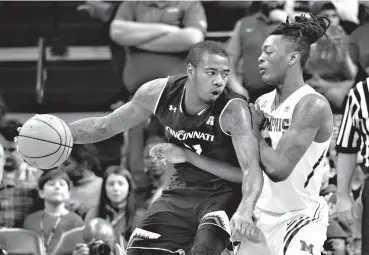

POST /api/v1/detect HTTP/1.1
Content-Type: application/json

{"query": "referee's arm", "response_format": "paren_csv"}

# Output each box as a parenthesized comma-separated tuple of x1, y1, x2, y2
(336, 88, 360, 209)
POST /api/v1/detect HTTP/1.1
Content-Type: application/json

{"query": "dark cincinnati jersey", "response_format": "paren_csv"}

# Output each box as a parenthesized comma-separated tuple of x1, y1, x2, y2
(154, 74, 247, 190)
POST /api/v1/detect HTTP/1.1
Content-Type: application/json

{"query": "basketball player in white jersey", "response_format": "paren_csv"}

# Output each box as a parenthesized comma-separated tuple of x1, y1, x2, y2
(234, 15, 334, 255)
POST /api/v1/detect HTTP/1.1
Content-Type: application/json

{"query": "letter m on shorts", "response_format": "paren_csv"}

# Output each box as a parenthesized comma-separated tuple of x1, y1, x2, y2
(300, 240, 313, 254)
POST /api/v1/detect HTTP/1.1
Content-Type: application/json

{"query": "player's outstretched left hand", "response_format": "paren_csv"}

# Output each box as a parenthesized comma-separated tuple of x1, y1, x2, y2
(230, 211, 255, 242)
(150, 143, 187, 166)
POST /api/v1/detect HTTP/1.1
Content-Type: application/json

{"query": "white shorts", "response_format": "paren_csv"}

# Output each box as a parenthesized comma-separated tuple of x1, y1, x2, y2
(255, 197, 329, 255)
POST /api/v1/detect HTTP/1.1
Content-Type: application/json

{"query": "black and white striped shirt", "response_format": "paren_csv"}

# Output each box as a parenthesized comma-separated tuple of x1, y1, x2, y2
(336, 78, 369, 168)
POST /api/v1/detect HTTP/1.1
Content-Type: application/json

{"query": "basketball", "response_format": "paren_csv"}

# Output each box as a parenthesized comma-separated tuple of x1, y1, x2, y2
(17, 114, 73, 170)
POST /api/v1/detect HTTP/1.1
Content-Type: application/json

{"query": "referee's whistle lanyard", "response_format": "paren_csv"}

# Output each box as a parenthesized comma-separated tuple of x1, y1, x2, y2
(40, 212, 63, 253)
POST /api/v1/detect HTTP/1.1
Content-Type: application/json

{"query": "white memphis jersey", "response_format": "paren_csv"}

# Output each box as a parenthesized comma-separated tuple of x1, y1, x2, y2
(256, 85, 331, 214)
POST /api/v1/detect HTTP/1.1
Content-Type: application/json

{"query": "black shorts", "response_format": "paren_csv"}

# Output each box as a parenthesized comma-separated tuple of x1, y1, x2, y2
(127, 186, 241, 254)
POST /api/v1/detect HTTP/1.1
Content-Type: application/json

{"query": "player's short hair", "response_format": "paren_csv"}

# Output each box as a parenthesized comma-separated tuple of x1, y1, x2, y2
(270, 14, 330, 68)
(38, 168, 72, 190)
(186, 40, 229, 67)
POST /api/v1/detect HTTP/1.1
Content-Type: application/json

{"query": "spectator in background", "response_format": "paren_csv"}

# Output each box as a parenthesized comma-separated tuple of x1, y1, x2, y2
(0, 95, 7, 127)
(306, 1, 357, 112)
(23, 169, 84, 255)
(319, 147, 346, 255)
(0, 119, 41, 185)
(0, 145, 4, 184)
(347, 165, 366, 255)
(326, 0, 359, 34)
(110, 1, 206, 93)
(84, 166, 144, 249)
(227, 1, 289, 102)
(321, 184, 349, 255)
(0, 119, 41, 227)
(109, 1, 207, 195)
(63, 144, 103, 219)
(73, 218, 124, 255)
(78, 1, 118, 23)
(335, 78, 369, 254)
(77, 1, 131, 108)
(201, 1, 253, 32)
(349, 1, 369, 83)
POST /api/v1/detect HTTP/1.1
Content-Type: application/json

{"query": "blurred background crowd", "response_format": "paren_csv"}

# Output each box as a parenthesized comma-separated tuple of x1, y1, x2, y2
(0, 1, 368, 255)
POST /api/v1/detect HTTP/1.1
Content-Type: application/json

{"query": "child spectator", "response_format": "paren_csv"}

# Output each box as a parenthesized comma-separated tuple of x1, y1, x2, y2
(64, 144, 103, 218)
(23, 169, 84, 254)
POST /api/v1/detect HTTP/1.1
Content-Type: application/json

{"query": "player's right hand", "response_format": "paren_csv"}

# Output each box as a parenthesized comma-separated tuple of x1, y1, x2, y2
(336, 194, 354, 233)
(249, 103, 265, 131)
(230, 211, 255, 242)
(73, 243, 90, 255)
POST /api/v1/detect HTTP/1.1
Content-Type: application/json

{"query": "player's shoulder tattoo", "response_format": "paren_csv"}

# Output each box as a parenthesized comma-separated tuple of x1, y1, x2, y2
(133, 77, 168, 112)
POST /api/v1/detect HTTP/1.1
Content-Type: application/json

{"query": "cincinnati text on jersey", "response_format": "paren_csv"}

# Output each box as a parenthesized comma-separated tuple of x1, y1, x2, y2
(165, 127, 215, 142)
(262, 117, 291, 132)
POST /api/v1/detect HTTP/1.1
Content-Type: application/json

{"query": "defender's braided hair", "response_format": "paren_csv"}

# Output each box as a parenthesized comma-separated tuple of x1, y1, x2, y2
(270, 14, 330, 67)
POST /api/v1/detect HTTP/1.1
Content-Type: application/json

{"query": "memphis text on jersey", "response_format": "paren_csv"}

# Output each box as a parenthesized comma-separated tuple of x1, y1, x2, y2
(165, 126, 215, 142)
(262, 116, 291, 132)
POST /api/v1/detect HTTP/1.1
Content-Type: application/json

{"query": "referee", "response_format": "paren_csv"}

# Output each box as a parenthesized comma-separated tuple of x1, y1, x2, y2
(336, 78, 369, 253)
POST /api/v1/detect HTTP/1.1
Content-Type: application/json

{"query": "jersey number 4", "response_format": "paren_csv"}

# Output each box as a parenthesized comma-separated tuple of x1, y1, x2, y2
(184, 143, 202, 155)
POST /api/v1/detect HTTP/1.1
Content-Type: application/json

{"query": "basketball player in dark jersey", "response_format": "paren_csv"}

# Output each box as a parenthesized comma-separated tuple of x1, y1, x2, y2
(24, 41, 263, 254)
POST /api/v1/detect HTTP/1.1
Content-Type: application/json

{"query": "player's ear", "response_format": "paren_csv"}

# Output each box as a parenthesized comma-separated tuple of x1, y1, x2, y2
(288, 52, 300, 66)
(187, 63, 195, 79)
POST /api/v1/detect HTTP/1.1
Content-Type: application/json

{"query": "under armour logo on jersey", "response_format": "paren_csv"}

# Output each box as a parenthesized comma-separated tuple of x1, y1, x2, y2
(284, 106, 290, 112)
(206, 116, 215, 126)
(169, 105, 177, 112)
